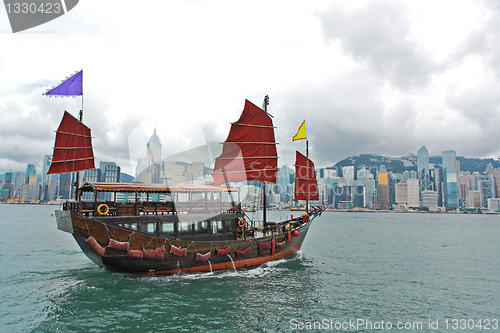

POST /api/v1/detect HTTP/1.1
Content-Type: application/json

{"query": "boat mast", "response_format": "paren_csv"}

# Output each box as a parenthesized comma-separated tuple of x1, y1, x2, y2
(306, 139, 309, 214)
(262, 95, 269, 232)
(74, 109, 84, 201)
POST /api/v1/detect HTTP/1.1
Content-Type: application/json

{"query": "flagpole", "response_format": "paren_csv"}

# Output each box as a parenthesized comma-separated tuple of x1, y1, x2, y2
(306, 139, 308, 214)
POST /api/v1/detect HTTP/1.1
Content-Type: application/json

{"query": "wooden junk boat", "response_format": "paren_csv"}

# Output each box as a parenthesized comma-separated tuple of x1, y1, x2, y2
(50, 97, 324, 274)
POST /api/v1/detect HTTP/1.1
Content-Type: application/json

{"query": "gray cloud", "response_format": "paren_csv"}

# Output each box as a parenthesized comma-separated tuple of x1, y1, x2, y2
(318, 0, 444, 90)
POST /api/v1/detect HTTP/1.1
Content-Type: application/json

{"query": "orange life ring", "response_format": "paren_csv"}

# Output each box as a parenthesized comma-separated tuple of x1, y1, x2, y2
(97, 203, 109, 215)
(238, 218, 246, 228)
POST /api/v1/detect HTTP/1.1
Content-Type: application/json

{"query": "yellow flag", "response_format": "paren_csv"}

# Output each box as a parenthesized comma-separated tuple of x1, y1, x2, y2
(292, 121, 307, 141)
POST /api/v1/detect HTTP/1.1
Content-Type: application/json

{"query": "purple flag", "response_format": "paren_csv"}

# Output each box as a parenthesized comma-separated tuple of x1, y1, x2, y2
(43, 70, 83, 97)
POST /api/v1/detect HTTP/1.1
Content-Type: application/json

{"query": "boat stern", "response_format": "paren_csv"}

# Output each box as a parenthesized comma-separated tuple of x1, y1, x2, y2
(55, 210, 74, 233)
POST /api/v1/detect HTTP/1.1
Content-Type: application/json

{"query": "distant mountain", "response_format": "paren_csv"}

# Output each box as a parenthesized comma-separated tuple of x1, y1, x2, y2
(332, 153, 500, 178)
(331, 154, 416, 177)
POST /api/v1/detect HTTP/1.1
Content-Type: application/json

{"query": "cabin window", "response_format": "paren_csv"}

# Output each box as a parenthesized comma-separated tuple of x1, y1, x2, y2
(161, 222, 174, 234)
(130, 223, 138, 230)
(191, 192, 205, 202)
(179, 221, 191, 235)
(195, 221, 208, 234)
(212, 220, 223, 234)
(147, 223, 155, 233)
(224, 220, 232, 233)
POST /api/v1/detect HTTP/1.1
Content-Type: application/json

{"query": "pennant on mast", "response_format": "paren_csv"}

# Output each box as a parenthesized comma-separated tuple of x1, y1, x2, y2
(43, 70, 83, 97)
(47, 111, 95, 174)
(212, 100, 278, 184)
(292, 120, 307, 141)
(294, 151, 319, 201)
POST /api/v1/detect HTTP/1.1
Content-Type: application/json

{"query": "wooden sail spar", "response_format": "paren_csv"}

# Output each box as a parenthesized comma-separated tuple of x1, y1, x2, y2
(47, 111, 95, 174)
(212, 100, 278, 184)
(294, 151, 319, 201)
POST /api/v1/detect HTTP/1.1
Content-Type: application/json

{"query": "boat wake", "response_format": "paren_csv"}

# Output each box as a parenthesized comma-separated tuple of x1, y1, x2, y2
(138, 252, 304, 283)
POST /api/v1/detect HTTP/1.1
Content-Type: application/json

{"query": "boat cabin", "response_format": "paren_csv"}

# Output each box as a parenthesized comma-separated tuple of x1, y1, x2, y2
(63, 182, 246, 241)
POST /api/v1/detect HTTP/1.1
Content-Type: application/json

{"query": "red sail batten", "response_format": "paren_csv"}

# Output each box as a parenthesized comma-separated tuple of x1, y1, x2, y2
(47, 111, 95, 174)
(212, 100, 278, 184)
(294, 151, 319, 201)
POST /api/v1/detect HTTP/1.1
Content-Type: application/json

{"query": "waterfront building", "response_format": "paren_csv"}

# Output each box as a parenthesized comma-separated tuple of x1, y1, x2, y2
(491, 170, 500, 199)
(395, 182, 408, 205)
(14, 174, 24, 198)
(487, 198, 500, 212)
(333, 183, 366, 208)
(466, 190, 481, 209)
(4, 171, 14, 199)
(442, 150, 459, 210)
(421, 190, 438, 209)
(479, 174, 495, 208)
(27, 175, 38, 201)
(378, 171, 390, 209)
(407, 178, 420, 208)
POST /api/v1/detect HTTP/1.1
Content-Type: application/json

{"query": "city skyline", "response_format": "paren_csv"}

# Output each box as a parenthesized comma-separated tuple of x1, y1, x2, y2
(2, 1, 500, 175)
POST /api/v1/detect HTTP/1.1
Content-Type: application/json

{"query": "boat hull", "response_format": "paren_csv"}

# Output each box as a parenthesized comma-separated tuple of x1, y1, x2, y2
(55, 209, 318, 275)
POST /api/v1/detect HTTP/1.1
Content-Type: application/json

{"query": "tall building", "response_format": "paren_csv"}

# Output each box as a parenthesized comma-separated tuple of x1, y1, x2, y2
(99, 162, 115, 181)
(276, 166, 291, 203)
(25, 164, 36, 184)
(342, 166, 354, 181)
(357, 167, 370, 181)
(417, 146, 433, 192)
(479, 174, 495, 208)
(147, 129, 162, 183)
(466, 190, 481, 209)
(442, 150, 459, 210)
(378, 171, 390, 209)
(27, 175, 38, 201)
(4, 171, 14, 199)
(42, 155, 52, 185)
(395, 182, 408, 205)
(14, 174, 24, 200)
(421, 190, 438, 209)
(103, 164, 121, 183)
(407, 178, 420, 207)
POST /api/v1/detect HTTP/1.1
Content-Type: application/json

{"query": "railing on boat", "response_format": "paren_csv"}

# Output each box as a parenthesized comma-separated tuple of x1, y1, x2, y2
(63, 200, 241, 217)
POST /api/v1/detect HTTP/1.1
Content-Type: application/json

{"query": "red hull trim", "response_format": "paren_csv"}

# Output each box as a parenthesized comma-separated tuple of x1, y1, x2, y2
(139, 242, 303, 275)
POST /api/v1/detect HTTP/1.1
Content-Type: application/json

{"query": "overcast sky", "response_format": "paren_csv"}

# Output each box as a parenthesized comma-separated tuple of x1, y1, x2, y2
(1, 0, 499, 175)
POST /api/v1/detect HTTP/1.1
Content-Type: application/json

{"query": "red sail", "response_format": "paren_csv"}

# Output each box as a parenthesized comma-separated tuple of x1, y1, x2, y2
(47, 111, 95, 174)
(294, 151, 319, 201)
(212, 100, 278, 184)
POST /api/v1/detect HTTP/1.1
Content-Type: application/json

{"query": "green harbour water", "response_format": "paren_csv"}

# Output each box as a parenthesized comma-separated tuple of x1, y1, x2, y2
(0, 204, 499, 332)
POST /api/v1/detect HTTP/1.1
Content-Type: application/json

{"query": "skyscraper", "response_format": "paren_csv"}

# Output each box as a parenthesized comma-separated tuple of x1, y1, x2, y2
(25, 164, 36, 184)
(147, 129, 162, 183)
(42, 155, 52, 185)
(407, 178, 420, 207)
(417, 146, 433, 192)
(442, 150, 459, 210)
(378, 171, 390, 209)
